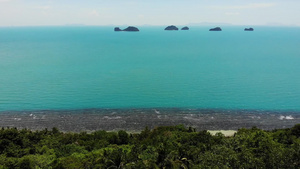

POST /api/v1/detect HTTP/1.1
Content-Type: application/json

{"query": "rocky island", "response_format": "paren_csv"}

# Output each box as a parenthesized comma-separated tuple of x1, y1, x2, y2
(114, 26, 139, 32)
(244, 28, 254, 31)
(209, 27, 222, 31)
(181, 26, 189, 30)
(164, 25, 178, 30)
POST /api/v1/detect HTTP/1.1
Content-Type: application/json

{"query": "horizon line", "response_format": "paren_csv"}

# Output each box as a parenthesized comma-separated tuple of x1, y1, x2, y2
(0, 23, 299, 28)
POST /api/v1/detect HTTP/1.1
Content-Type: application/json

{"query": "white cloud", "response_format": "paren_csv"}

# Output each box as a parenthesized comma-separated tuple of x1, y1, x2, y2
(34, 6, 51, 10)
(212, 3, 276, 10)
(138, 14, 144, 19)
(89, 10, 100, 17)
(225, 12, 240, 16)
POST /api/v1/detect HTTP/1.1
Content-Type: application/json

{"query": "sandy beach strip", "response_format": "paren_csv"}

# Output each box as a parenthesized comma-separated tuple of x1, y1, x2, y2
(208, 130, 237, 137)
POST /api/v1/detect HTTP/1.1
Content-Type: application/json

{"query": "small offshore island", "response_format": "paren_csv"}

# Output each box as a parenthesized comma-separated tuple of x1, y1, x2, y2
(164, 25, 179, 30)
(114, 26, 139, 32)
(245, 27, 254, 31)
(181, 26, 189, 30)
(164, 25, 190, 31)
(209, 27, 222, 31)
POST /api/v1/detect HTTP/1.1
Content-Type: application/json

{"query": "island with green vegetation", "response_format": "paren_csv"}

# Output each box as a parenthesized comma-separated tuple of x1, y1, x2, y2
(0, 124, 299, 168)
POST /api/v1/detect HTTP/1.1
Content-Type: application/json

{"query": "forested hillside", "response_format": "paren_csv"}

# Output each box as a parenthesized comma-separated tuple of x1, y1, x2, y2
(0, 124, 299, 169)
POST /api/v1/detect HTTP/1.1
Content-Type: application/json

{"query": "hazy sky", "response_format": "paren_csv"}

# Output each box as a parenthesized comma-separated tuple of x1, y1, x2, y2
(0, 0, 299, 26)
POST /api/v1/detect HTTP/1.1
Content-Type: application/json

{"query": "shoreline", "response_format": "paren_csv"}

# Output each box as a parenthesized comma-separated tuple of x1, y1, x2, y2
(0, 108, 299, 132)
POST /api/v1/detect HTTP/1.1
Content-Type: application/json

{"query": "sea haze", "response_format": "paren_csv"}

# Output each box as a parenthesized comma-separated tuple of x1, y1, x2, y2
(0, 26, 300, 112)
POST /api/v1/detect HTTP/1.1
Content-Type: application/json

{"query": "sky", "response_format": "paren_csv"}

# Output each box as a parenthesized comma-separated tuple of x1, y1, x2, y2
(0, 0, 299, 27)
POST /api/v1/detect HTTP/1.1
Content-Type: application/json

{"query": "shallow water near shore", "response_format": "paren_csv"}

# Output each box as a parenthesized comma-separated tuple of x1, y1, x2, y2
(0, 26, 300, 130)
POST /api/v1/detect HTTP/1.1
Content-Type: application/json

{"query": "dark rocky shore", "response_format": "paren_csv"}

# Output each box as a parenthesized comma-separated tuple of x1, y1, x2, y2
(0, 108, 299, 132)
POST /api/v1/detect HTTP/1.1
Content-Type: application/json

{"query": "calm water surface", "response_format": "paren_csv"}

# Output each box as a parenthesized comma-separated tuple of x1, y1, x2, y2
(1, 26, 300, 112)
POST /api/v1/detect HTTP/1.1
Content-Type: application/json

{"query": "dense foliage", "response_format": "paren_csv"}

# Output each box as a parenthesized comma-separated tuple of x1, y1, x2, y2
(0, 124, 299, 169)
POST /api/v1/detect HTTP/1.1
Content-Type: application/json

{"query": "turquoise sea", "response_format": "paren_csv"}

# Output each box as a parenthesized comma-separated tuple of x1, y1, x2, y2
(1, 26, 300, 112)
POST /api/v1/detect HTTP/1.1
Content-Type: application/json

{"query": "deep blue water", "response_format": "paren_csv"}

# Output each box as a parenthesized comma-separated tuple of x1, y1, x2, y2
(1, 26, 300, 112)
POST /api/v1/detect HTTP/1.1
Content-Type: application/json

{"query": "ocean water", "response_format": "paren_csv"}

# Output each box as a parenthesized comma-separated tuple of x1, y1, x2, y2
(0, 26, 300, 112)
